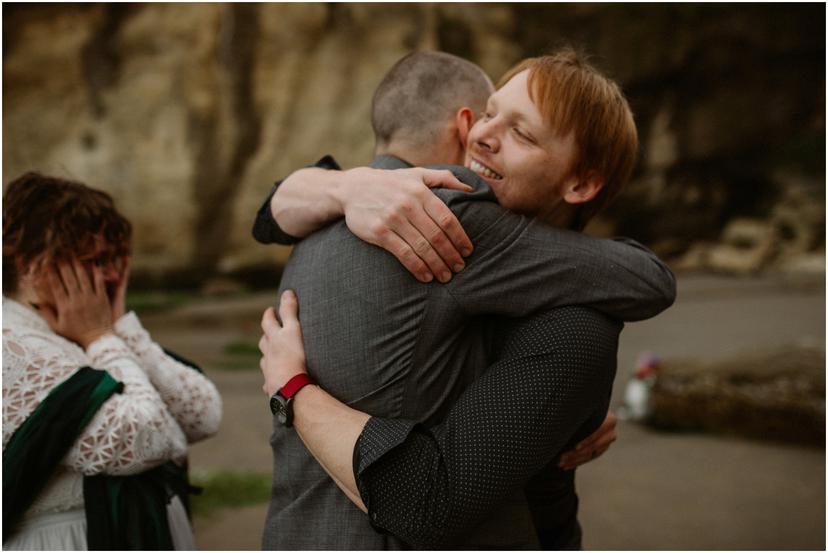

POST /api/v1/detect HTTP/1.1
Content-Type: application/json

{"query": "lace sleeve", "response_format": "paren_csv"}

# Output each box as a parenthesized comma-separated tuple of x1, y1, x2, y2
(3, 327, 188, 476)
(114, 312, 222, 442)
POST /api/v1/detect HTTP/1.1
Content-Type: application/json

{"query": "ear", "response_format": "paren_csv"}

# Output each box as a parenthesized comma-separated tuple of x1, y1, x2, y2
(454, 107, 476, 149)
(562, 170, 605, 205)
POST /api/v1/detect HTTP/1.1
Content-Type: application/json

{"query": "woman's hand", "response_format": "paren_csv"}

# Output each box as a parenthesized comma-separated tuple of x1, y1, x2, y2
(259, 290, 308, 397)
(111, 257, 131, 321)
(338, 167, 474, 283)
(558, 410, 618, 470)
(35, 260, 115, 349)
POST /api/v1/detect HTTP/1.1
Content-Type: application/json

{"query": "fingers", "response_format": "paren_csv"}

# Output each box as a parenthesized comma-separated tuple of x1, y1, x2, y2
(418, 170, 474, 259)
(421, 169, 473, 193)
(92, 264, 106, 297)
(261, 306, 281, 335)
(376, 231, 434, 283)
(422, 195, 473, 259)
(575, 411, 618, 451)
(278, 290, 299, 327)
(391, 214, 454, 283)
(116, 256, 131, 294)
(58, 262, 80, 295)
(71, 260, 93, 294)
(559, 444, 611, 470)
(559, 412, 619, 470)
(47, 266, 69, 304)
(379, 199, 472, 284)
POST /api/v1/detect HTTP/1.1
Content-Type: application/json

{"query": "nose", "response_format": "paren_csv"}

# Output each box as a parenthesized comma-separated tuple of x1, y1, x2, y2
(474, 118, 501, 154)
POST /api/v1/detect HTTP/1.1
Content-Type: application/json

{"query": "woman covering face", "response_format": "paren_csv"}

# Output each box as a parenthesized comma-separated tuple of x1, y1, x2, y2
(2, 172, 222, 550)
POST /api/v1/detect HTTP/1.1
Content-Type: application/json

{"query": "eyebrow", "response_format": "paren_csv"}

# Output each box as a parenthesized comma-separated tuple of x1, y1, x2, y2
(491, 94, 541, 140)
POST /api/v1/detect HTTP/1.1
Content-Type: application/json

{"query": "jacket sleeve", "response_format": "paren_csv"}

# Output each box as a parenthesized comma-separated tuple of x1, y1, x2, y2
(251, 155, 342, 245)
(432, 179, 676, 322)
(353, 307, 620, 546)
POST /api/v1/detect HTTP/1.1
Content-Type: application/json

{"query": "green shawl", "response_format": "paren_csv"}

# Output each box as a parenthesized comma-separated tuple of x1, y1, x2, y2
(3, 361, 199, 550)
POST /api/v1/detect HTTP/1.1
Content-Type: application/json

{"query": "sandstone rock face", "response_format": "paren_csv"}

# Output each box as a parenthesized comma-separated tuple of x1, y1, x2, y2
(3, 4, 824, 285)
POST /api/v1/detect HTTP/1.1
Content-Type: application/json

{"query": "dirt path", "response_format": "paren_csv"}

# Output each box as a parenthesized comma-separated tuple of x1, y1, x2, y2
(142, 273, 826, 550)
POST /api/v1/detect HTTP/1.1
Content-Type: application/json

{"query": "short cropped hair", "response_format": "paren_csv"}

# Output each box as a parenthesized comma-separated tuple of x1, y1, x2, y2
(3, 172, 132, 292)
(371, 51, 494, 151)
(499, 48, 638, 230)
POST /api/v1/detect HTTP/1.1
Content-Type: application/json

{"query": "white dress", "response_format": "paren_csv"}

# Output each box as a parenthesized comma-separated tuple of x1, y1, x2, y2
(2, 297, 222, 550)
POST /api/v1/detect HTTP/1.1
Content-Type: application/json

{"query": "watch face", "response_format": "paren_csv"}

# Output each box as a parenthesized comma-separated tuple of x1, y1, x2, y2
(270, 393, 293, 426)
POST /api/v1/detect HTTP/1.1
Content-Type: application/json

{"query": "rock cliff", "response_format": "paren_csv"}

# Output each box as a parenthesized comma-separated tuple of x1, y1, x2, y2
(3, 4, 824, 286)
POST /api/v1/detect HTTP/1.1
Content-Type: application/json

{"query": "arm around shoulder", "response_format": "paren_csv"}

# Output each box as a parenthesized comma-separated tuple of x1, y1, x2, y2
(441, 195, 676, 322)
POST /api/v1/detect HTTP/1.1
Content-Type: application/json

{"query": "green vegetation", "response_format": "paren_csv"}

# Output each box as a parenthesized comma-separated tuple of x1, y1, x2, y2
(190, 469, 271, 517)
(125, 290, 196, 313)
(223, 340, 261, 356)
(217, 339, 260, 371)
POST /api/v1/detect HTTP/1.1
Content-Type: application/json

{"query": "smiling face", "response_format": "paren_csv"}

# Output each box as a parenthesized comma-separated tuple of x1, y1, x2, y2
(464, 70, 580, 225)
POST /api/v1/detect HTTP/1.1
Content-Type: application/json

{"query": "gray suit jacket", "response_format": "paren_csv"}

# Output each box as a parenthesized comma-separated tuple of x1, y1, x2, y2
(260, 155, 675, 549)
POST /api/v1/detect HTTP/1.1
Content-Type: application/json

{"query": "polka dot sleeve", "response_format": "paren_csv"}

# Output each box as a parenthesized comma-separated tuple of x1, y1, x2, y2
(353, 306, 622, 547)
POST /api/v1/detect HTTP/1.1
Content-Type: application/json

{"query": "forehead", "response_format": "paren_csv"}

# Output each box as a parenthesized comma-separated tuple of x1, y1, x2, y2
(491, 71, 534, 111)
(491, 70, 567, 142)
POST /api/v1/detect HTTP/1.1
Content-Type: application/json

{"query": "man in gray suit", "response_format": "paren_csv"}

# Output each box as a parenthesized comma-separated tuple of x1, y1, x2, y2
(254, 50, 674, 549)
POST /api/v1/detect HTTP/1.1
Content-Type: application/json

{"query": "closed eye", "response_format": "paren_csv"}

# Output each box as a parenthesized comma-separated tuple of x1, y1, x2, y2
(513, 127, 535, 144)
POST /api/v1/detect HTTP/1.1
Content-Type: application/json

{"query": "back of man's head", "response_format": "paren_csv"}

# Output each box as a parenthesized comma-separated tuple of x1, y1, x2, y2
(499, 48, 638, 230)
(371, 51, 494, 154)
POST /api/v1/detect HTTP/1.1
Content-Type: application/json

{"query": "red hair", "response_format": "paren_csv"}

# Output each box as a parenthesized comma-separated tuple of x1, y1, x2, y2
(498, 48, 638, 230)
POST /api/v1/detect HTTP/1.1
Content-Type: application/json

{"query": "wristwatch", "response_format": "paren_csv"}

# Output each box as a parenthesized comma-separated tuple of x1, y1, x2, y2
(269, 373, 315, 427)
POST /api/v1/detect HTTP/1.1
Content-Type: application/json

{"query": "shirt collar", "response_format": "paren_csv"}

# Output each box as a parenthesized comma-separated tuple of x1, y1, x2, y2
(370, 155, 413, 170)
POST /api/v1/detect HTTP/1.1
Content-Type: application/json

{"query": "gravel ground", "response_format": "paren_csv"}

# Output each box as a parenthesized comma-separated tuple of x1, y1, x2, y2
(142, 272, 826, 550)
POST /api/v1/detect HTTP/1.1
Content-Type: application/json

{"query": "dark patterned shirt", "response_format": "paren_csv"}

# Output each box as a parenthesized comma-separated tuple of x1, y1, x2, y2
(354, 307, 621, 549)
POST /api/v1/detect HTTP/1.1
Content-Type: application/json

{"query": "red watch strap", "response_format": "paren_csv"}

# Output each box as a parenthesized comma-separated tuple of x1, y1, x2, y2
(279, 373, 315, 399)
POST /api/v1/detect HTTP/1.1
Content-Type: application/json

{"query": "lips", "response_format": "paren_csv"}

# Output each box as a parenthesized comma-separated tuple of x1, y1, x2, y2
(468, 159, 503, 180)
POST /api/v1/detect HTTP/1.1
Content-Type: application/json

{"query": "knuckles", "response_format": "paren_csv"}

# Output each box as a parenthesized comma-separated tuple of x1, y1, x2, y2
(368, 221, 388, 238)
(437, 213, 456, 228)
(412, 238, 430, 254)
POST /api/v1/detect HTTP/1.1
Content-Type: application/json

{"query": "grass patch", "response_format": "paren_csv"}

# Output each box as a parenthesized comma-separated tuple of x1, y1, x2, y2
(215, 339, 261, 371)
(126, 290, 195, 313)
(190, 469, 271, 517)
(216, 359, 259, 371)
(223, 340, 261, 356)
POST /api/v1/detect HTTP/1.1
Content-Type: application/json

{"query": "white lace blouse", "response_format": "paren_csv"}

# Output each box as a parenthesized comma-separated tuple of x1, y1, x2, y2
(2, 297, 222, 517)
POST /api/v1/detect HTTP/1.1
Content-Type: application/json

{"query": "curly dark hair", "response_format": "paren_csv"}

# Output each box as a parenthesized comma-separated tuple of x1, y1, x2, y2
(3, 172, 132, 293)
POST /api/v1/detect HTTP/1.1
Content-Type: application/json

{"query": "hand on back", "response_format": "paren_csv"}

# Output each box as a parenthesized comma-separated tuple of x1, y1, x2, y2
(259, 290, 308, 398)
(339, 167, 474, 283)
(558, 411, 618, 470)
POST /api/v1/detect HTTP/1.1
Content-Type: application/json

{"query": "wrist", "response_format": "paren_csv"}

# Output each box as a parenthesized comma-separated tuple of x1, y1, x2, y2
(330, 169, 351, 216)
(335, 167, 370, 215)
(269, 373, 316, 427)
(80, 328, 116, 349)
